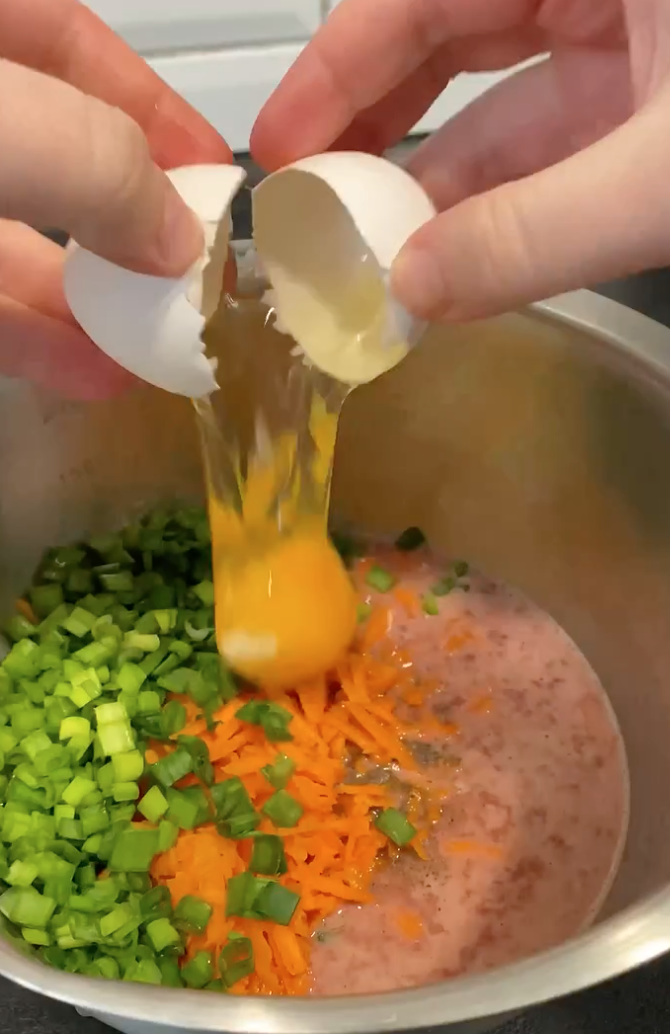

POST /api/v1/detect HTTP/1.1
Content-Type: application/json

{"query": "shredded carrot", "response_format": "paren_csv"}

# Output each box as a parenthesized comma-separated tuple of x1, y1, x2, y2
(149, 557, 462, 997)
(16, 598, 38, 625)
(439, 838, 505, 861)
(467, 694, 494, 715)
(394, 909, 424, 940)
(393, 586, 421, 617)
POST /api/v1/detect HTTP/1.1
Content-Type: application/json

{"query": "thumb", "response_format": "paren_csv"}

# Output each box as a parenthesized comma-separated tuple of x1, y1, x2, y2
(0, 59, 203, 276)
(391, 97, 670, 321)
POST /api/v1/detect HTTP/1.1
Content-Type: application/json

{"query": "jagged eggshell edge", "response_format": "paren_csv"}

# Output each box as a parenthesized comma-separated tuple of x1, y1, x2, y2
(63, 164, 247, 398)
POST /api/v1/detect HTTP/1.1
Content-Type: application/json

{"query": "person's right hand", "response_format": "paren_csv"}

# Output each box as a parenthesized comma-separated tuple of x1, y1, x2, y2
(0, 0, 231, 400)
(252, 0, 670, 324)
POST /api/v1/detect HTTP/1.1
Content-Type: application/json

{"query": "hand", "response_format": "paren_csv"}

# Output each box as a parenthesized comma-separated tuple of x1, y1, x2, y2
(252, 0, 670, 323)
(0, 0, 231, 399)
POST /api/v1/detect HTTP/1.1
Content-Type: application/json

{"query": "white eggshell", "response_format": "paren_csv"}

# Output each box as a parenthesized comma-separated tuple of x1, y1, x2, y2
(63, 164, 247, 398)
(252, 152, 436, 384)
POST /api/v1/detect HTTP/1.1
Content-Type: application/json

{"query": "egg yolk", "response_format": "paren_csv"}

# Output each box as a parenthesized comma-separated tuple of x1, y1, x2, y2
(211, 522, 357, 691)
(196, 385, 357, 693)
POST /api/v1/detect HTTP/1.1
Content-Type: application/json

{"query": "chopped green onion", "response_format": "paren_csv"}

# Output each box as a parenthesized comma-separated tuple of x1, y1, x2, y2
(4, 614, 38, 642)
(0, 886, 56, 926)
(365, 565, 397, 593)
(262, 790, 303, 829)
(138, 786, 169, 823)
(112, 781, 139, 803)
(249, 834, 288, 876)
(23, 927, 51, 946)
(236, 700, 293, 742)
(219, 935, 254, 987)
(225, 873, 266, 919)
(97, 721, 135, 757)
(225, 873, 299, 926)
(99, 571, 134, 593)
(431, 575, 457, 597)
(157, 819, 179, 852)
(29, 585, 64, 618)
(174, 894, 213, 934)
(124, 958, 163, 985)
(193, 581, 215, 606)
(182, 950, 214, 989)
(7, 859, 38, 887)
(255, 881, 300, 926)
(453, 560, 469, 578)
(184, 619, 211, 642)
(111, 750, 144, 782)
(150, 748, 193, 789)
(176, 735, 213, 786)
(59, 716, 90, 741)
(62, 775, 97, 807)
(261, 754, 295, 790)
(374, 807, 417, 846)
(422, 593, 439, 616)
(62, 607, 96, 638)
(122, 632, 160, 653)
(356, 603, 372, 624)
(395, 527, 426, 551)
(146, 917, 181, 953)
(165, 789, 201, 831)
(211, 777, 259, 839)
(116, 662, 147, 695)
(158, 957, 183, 988)
(140, 885, 172, 921)
(109, 827, 159, 872)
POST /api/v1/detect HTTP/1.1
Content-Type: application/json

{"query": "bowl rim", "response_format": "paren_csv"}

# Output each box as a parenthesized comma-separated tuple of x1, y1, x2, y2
(4, 288, 670, 1032)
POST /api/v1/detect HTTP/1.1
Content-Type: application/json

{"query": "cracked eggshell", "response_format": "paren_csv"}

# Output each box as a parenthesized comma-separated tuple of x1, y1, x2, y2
(63, 164, 247, 398)
(253, 151, 437, 385)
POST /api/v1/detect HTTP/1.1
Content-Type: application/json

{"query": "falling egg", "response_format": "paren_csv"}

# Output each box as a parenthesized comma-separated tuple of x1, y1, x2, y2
(62, 154, 437, 691)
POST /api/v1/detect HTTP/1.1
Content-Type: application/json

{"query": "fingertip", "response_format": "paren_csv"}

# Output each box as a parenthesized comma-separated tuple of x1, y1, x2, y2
(153, 184, 205, 277)
(102, 182, 205, 279)
(250, 111, 298, 172)
(390, 237, 450, 322)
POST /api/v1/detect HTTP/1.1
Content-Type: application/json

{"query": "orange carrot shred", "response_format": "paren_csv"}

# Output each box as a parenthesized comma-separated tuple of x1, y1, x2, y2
(149, 588, 454, 996)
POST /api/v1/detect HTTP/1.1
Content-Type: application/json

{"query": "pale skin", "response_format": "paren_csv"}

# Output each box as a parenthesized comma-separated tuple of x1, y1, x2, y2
(0, 0, 230, 399)
(3, 0, 670, 398)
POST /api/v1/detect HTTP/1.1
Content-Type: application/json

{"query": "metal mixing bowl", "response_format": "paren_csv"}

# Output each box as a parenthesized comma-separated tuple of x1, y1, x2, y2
(2, 280, 670, 1034)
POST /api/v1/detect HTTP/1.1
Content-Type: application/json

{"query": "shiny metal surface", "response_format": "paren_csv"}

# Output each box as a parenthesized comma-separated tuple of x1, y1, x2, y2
(2, 287, 670, 1033)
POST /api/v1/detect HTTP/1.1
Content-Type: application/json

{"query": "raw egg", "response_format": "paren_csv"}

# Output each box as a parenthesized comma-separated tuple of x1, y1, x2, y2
(62, 155, 436, 691)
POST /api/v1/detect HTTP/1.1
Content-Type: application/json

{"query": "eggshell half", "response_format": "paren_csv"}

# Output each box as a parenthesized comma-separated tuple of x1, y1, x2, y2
(63, 164, 247, 398)
(253, 151, 437, 385)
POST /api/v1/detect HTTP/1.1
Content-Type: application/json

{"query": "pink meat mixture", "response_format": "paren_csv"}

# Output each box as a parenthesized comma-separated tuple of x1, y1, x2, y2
(310, 547, 628, 996)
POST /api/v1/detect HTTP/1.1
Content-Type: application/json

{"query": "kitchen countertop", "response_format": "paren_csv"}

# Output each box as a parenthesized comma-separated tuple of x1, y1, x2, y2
(14, 152, 670, 1034)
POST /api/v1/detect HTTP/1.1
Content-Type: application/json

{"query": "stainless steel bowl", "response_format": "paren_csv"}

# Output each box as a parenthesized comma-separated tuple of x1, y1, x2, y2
(2, 283, 670, 1034)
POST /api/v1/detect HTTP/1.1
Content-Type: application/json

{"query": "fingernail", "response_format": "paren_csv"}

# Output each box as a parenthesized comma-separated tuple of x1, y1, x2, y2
(391, 244, 446, 321)
(155, 186, 204, 276)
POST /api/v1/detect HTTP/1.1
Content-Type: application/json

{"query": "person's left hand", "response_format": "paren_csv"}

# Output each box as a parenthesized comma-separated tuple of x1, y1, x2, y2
(0, 0, 232, 400)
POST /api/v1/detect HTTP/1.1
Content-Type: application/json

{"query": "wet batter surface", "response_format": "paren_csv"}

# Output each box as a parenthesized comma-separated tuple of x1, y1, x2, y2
(311, 546, 629, 995)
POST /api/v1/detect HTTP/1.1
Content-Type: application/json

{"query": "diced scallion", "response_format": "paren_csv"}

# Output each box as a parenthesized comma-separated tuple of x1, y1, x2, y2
(374, 807, 417, 846)
(0, 507, 248, 984)
(365, 565, 396, 593)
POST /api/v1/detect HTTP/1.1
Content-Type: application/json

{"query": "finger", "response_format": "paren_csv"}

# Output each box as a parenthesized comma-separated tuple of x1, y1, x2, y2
(251, 0, 528, 166)
(0, 60, 203, 276)
(391, 96, 670, 321)
(327, 28, 543, 158)
(0, 220, 75, 322)
(0, 295, 133, 400)
(0, 0, 231, 169)
(407, 48, 632, 210)
(250, 0, 622, 166)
